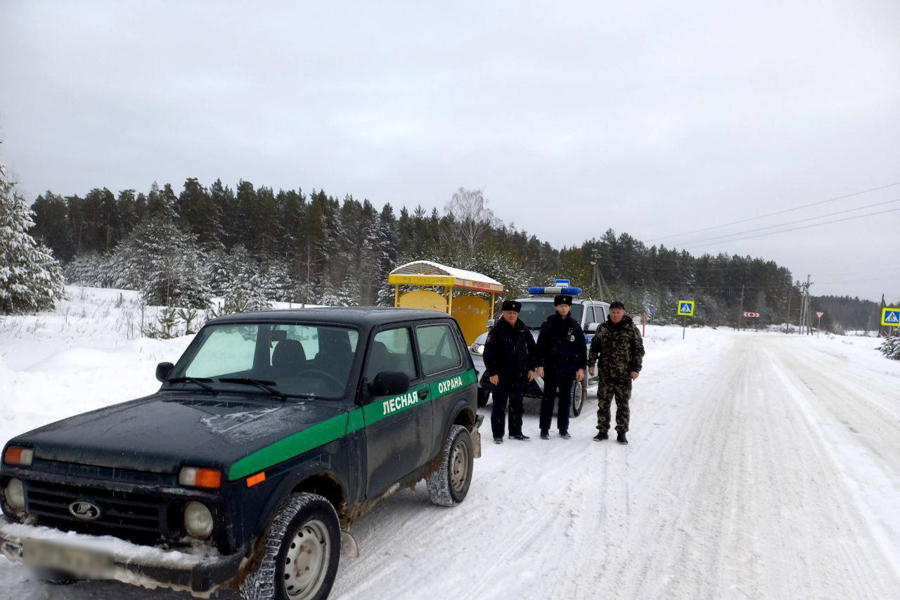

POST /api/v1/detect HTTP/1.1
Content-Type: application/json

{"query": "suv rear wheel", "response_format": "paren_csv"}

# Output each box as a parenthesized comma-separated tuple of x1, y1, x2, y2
(426, 425, 474, 507)
(570, 380, 585, 417)
(241, 493, 341, 600)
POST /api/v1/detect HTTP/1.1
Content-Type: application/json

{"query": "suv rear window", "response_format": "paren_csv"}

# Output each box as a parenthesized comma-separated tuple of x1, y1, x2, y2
(416, 324, 462, 375)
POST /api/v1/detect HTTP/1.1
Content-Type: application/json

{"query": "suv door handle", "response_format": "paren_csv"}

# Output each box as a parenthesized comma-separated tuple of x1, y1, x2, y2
(418, 388, 429, 400)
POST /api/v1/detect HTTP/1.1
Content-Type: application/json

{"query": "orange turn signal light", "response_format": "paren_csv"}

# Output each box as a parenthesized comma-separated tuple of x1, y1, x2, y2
(246, 472, 266, 488)
(4, 447, 33, 467)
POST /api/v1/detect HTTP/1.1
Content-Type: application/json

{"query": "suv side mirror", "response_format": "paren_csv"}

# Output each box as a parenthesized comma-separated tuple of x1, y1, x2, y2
(486, 319, 495, 328)
(586, 322, 600, 334)
(369, 371, 410, 397)
(156, 362, 175, 382)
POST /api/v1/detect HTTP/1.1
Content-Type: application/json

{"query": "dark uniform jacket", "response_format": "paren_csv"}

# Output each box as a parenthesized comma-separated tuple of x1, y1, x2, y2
(536, 313, 587, 380)
(588, 315, 645, 382)
(483, 318, 540, 386)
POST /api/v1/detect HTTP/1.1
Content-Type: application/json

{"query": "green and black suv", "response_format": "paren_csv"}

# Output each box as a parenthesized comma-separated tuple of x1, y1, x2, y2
(0, 308, 482, 600)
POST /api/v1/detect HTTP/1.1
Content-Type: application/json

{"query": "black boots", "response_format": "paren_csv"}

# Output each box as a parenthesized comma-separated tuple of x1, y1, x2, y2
(540, 431, 550, 440)
(617, 431, 628, 445)
(593, 432, 608, 442)
(560, 432, 571, 440)
(510, 433, 530, 441)
(494, 437, 503, 444)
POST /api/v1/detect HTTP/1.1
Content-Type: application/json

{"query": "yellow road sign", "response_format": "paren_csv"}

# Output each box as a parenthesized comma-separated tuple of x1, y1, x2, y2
(677, 300, 695, 316)
(882, 307, 900, 327)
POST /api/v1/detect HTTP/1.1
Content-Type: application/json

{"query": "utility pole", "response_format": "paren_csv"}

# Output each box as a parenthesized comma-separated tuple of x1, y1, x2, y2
(797, 275, 812, 335)
(590, 253, 614, 301)
(738, 284, 745, 332)
(785, 284, 792, 334)
(804, 275, 813, 335)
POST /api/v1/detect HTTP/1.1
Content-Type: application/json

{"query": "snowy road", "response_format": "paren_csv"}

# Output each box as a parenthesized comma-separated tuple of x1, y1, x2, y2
(3, 326, 900, 599)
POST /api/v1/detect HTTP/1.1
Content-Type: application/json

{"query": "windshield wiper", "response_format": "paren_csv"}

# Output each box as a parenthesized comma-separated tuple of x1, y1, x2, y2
(166, 377, 218, 394)
(218, 378, 287, 401)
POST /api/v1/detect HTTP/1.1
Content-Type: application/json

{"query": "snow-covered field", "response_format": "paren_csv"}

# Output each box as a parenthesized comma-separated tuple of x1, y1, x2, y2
(2, 288, 899, 599)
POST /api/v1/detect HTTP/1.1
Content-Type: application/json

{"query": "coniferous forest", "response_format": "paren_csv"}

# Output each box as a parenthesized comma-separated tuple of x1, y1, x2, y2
(23, 178, 884, 330)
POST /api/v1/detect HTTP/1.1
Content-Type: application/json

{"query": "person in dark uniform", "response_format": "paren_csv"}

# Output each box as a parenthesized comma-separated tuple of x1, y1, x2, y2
(536, 295, 587, 440)
(482, 300, 540, 444)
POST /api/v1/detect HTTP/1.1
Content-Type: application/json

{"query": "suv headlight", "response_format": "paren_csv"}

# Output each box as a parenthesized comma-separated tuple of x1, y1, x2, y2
(183, 501, 214, 539)
(4, 478, 25, 511)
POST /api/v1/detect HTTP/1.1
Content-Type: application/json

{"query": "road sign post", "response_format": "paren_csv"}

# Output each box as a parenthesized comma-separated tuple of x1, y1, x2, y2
(677, 300, 695, 339)
(816, 311, 825, 337)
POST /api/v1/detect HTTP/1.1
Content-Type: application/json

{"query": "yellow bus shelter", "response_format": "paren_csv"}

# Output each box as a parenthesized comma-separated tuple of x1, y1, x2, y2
(388, 261, 504, 345)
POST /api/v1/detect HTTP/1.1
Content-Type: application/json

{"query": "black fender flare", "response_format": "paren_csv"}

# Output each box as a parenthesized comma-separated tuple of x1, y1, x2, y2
(444, 395, 477, 442)
(250, 460, 350, 543)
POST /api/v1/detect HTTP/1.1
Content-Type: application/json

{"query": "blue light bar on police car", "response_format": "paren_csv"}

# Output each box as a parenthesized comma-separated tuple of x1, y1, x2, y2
(528, 285, 583, 296)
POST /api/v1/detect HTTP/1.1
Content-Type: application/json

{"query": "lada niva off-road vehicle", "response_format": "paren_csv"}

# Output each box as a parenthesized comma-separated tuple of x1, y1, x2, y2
(0, 308, 482, 600)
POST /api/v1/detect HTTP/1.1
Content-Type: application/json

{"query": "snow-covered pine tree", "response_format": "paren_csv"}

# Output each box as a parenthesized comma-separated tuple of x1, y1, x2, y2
(115, 213, 210, 308)
(0, 161, 65, 314)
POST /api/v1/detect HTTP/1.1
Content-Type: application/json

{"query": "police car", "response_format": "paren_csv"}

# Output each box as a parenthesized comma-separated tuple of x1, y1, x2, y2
(469, 280, 609, 416)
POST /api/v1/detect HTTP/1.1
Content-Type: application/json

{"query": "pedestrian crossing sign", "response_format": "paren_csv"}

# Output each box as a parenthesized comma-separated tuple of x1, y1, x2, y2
(882, 307, 900, 327)
(677, 300, 695, 316)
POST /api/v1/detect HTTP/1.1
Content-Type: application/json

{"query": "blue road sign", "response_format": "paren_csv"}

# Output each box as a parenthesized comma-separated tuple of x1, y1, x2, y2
(677, 300, 695, 316)
(883, 307, 900, 327)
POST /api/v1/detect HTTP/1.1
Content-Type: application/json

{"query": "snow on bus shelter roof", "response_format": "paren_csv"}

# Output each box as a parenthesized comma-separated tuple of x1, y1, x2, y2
(388, 261, 504, 293)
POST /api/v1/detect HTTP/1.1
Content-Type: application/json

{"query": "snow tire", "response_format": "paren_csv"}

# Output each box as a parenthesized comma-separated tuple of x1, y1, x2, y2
(240, 493, 341, 600)
(570, 380, 585, 417)
(426, 425, 474, 507)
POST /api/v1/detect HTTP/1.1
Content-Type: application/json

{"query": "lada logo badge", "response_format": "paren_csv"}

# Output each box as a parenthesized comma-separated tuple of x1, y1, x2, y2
(68, 500, 101, 521)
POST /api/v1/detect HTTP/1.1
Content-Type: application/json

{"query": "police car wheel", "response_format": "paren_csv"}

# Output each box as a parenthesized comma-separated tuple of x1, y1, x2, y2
(570, 380, 584, 417)
(35, 568, 77, 585)
(477, 388, 489, 408)
(241, 493, 341, 600)
(426, 425, 474, 507)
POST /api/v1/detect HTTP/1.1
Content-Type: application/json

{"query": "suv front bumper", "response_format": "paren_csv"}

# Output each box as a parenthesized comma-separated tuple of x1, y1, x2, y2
(0, 516, 244, 597)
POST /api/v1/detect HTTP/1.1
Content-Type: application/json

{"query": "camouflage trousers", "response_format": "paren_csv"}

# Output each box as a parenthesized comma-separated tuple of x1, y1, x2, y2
(597, 379, 632, 433)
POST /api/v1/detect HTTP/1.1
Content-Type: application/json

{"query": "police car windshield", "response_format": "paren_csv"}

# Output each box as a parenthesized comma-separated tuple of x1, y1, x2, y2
(517, 301, 584, 329)
(168, 323, 359, 400)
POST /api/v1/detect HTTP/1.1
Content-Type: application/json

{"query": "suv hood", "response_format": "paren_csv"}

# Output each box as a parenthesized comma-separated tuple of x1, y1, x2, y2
(9, 393, 348, 475)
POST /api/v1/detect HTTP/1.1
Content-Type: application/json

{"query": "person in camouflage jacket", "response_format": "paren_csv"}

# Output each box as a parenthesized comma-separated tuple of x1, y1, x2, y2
(588, 301, 645, 444)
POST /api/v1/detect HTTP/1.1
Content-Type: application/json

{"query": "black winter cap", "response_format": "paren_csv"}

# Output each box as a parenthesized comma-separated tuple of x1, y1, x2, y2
(609, 301, 626, 311)
(554, 295, 573, 306)
(501, 300, 522, 312)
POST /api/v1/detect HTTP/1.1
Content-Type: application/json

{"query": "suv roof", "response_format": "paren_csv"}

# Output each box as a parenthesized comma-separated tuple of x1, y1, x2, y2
(210, 307, 450, 327)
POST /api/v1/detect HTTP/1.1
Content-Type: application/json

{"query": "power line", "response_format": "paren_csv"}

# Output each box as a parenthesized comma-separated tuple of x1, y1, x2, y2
(685, 207, 900, 250)
(674, 198, 900, 247)
(644, 181, 900, 243)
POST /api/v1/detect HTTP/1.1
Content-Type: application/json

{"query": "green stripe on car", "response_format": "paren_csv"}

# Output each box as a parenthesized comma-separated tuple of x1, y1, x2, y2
(227, 369, 477, 481)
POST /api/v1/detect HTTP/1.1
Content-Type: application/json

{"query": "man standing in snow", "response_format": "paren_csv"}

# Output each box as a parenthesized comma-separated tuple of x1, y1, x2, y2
(588, 301, 644, 444)
(483, 300, 540, 443)
(536, 294, 587, 440)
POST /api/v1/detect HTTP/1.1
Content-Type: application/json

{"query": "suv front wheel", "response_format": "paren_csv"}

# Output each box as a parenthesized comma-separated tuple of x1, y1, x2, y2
(241, 493, 341, 600)
(426, 425, 474, 507)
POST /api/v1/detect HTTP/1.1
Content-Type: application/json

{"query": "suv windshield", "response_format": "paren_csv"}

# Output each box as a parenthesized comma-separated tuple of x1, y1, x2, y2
(166, 323, 359, 399)
(516, 301, 584, 329)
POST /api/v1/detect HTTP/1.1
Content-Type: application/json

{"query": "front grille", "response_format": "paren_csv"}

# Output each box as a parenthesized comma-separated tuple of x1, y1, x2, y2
(25, 480, 167, 544)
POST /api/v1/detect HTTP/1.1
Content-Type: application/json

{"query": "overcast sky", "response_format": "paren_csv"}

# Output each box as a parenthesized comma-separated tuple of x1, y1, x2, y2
(1, 0, 898, 302)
